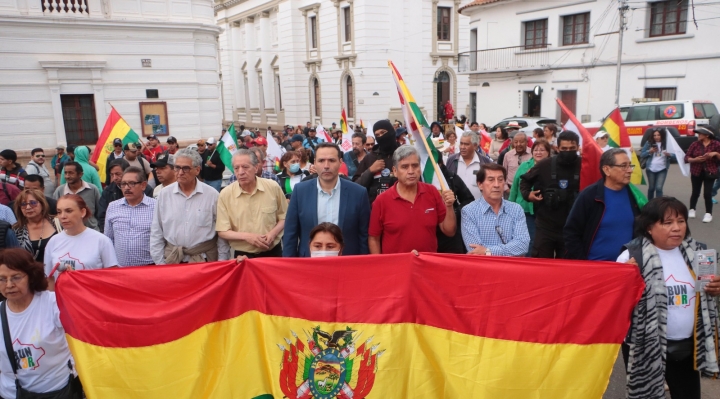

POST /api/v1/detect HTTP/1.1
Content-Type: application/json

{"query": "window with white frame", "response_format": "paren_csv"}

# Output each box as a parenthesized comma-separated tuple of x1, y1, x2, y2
(343, 7, 352, 42)
(345, 76, 354, 119)
(309, 15, 318, 49)
(437, 6, 451, 41)
(562, 13, 590, 46)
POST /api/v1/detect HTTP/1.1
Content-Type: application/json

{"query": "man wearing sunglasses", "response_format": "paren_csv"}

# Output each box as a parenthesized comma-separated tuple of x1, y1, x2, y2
(25, 148, 55, 197)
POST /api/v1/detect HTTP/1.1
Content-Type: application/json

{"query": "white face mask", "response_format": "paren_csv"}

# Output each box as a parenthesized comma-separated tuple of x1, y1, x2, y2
(310, 251, 340, 258)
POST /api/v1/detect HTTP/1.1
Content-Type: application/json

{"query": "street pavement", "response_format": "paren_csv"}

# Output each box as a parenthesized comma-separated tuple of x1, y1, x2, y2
(602, 166, 720, 398)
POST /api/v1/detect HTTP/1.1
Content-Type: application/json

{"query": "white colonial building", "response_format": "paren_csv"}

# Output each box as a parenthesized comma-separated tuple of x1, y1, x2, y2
(215, 0, 471, 130)
(0, 0, 221, 151)
(459, 0, 720, 126)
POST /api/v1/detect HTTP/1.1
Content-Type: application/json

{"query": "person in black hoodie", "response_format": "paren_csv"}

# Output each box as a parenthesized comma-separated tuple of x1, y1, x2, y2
(352, 120, 400, 204)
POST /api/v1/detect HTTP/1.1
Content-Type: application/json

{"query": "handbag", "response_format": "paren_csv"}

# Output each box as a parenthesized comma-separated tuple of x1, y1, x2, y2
(666, 337, 694, 362)
(639, 155, 649, 170)
(1, 301, 82, 399)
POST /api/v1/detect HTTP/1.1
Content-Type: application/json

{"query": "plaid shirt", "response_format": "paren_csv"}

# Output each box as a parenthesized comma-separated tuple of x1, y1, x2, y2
(685, 139, 720, 177)
(104, 195, 156, 266)
(263, 157, 275, 174)
(460, 196, 530, 257)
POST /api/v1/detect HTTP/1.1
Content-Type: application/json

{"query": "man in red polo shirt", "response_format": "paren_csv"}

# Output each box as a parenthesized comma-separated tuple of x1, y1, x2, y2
(369, 146, 456, 254)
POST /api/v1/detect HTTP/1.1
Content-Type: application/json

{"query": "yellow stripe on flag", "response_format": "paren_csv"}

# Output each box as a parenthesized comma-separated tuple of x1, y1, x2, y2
(96, 119, 133, 182)
(68, 311, 619, 399)
(630, 149, 644, 185)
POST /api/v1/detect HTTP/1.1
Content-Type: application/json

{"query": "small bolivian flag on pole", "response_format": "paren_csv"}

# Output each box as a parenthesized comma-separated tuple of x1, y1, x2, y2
(90, 107, 140, 182)
(389, 60, 448, 190)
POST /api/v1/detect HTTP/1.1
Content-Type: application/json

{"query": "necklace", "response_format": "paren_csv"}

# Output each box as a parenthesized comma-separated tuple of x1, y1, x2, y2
(29, 220, 47, 260)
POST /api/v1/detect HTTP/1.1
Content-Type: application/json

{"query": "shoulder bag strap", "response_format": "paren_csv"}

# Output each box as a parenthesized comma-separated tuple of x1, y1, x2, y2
(1, 301, 20, 378)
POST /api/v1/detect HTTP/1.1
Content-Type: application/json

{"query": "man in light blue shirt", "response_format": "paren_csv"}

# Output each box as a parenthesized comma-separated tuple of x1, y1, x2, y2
(461, 163, 530, 257)
(317, 176, 340, 226)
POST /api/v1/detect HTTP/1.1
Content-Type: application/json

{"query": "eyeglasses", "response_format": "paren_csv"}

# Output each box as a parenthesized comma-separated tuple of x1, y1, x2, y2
(35, 155, 45, 158)
(495, 226, 507, 245)
(119, 181, 142, 188)
(609, 163, 636, 170)
(20, 200, 39, 208)
(0, 275, 26, 285)
(173, 165, 194, 173)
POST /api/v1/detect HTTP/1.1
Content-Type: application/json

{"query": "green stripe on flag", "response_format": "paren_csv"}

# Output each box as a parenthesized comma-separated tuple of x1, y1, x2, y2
(217, 125, 239, 171)
(409, 102, 428, 127)
(423, 135, 437, 184)
(629, 183, 648, 209)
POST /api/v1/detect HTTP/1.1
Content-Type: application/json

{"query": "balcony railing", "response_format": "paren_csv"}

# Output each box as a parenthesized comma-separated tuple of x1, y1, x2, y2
(458, 45, 551, 73)
(41, 0, 89, 15)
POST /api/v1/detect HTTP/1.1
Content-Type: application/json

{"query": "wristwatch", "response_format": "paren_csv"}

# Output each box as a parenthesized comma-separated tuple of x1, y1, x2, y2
(485, 249, 491, 256)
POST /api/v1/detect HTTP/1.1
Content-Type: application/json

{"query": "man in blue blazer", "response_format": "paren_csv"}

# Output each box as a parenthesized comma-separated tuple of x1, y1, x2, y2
(283, 143, 370, 257)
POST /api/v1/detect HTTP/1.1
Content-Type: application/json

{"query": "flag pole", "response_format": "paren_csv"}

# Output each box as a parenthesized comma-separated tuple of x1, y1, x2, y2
(387, 61, 447, 192)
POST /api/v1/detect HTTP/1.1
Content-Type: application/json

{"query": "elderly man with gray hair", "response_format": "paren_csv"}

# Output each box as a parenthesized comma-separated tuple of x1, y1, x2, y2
(150, 148, 230, 264)
(368, 145, 456, 254)
(446, 131, 492, 200)
(216, 149, 287, 258)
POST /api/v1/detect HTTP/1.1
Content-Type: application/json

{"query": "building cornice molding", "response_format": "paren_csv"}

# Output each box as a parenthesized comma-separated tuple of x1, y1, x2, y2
(0, 15, 220, 34)
(218, 0, 281, 24)
(39, 61, 107, 69)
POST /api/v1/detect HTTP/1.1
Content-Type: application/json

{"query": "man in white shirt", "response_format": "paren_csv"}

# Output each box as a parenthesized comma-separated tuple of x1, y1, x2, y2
(151, 153, 176, 198)
(150, 148, 230, 264)
(25, 148, 55, 197)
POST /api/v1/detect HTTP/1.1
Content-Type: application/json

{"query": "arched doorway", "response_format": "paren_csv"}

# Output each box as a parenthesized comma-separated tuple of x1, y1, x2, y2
(436, 71, 450, 122)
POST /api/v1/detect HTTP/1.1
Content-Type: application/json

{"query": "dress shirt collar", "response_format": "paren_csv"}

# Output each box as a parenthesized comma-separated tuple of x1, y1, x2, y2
(236, 177, 266, 197)
(461, 152, 480, 166)
(121, 195, 153, 207)
(172, 179, 204, 198)
(63, 180, 91, 195)
(477, 195, 508, 216)
(317, 176, 341, 196)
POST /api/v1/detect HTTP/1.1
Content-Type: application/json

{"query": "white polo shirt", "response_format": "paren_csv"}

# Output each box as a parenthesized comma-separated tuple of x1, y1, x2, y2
(456, 153, 482, 200)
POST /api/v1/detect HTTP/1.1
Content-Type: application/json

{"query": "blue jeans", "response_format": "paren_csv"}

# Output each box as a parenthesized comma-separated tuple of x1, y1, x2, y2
(205, 179, 223, 193)
(646, 168, 668, 200)
(712, 178, 720, 197)
(525, 213, 536, 257)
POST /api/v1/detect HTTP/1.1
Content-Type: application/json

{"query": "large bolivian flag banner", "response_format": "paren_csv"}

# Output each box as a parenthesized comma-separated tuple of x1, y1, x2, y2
(56, 253, 644, 399)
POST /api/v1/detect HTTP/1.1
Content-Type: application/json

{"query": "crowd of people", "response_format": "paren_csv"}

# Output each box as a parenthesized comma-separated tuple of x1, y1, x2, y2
(0, 118, 717, 399)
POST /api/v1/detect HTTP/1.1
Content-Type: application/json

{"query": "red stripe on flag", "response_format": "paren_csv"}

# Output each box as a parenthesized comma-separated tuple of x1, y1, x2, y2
(609, 108, 631, 147)
(56, 254, 643, 349)
(91, 108, 122, 163)
(556, 99, 604, 190)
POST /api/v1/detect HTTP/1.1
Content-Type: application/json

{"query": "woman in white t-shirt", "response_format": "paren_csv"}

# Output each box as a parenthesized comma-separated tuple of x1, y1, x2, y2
(0, 248, 81, 398)
(43, 194, 118, 290)
(616, 197, 720, 399)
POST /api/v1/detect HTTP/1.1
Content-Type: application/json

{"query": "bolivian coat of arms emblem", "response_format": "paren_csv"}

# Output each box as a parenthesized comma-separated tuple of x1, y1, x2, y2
(278, 326, 383, 399)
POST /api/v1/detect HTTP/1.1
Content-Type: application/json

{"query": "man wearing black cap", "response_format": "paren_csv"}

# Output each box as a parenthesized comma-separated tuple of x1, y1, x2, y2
(104, 138, 125, 184)
(123, 143, 153, 179)
(395, 127, 408, 146)
(353, 120, 400, 204)
(430, 122, 444, 139)
(151, 153, 176, 198)
(290, 134, 304, 152)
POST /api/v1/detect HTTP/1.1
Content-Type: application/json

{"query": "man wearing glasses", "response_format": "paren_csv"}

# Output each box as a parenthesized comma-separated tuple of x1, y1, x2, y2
(25, 148, 55, 197)
(104, 167, 156, 266)
(461, 163, 529, 257)
(564, 148, 642, 260)
(150, 148, 230, 265)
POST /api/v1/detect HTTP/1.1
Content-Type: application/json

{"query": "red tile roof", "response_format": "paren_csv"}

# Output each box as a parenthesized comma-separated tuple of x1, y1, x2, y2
(458, 0, 510, 13)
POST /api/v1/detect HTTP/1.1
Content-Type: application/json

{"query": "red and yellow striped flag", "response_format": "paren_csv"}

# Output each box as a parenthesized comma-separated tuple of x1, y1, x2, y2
(57, 254, 643, 399)
(90, 107, 140, 182)
(600, 108, 645, 185)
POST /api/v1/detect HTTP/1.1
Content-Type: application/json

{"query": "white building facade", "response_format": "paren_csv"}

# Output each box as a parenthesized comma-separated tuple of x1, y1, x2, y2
(459, 0, 720, 127)
(0, 0, 221, 151)
(215, 0, 471, 130)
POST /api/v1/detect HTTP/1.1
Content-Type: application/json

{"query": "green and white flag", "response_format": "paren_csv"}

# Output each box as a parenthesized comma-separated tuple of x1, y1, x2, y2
(217, 124, 239, 170)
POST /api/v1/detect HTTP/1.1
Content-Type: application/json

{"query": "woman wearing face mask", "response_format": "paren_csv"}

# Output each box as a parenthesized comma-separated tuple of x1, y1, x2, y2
(309, 222, 344, 257)
(277, 151, 310, 200)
